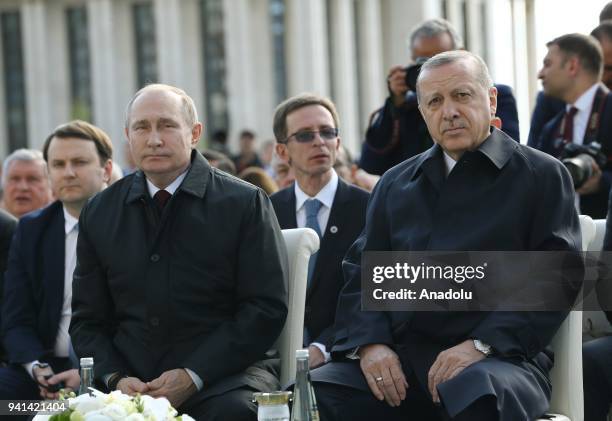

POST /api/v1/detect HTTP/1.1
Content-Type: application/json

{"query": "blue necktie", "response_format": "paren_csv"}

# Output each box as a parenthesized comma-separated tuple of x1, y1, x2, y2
(304, 199, 323, 287)
(304, 199, 323, 346)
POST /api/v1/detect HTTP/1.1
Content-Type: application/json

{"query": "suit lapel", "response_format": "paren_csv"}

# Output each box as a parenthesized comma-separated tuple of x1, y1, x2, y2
(41, 204, 66, 334)
(278, 186, 297, 229)
(307, 179, 349, 298)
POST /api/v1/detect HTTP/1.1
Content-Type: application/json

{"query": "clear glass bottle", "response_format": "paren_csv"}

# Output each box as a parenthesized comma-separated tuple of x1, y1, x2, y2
(290, 349, 320, 421)
(78, 357, 94, 396)
(253, 391, 292, 421)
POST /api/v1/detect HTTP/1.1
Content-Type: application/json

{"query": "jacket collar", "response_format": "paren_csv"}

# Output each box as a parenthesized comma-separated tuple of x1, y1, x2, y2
(126, 150, 211, 204)
(410, 127, 516, 182)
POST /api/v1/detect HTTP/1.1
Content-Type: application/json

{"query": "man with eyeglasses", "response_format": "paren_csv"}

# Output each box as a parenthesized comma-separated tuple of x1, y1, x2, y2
(270, 93, 368, 369)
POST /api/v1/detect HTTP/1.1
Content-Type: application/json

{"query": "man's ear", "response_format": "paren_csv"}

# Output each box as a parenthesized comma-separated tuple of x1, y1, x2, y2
(276, 142, 289, 161)
(102, 159, 113, 184)
(191, 123, 203, 148)
(488, 86, 498, 118)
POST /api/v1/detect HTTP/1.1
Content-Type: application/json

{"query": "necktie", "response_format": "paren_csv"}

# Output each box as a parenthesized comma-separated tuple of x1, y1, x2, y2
(304, 199, 323, 286)
(562, 106, 578, 142)
(303, 198, 323, 346)
(153, 190, 171, 210)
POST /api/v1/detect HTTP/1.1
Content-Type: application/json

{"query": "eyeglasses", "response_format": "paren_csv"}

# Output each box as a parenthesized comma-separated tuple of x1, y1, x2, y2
(283, 128, 338, 144)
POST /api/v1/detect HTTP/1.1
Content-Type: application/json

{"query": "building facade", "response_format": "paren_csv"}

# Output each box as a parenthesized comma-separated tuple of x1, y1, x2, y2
(0, 0, 538, 167)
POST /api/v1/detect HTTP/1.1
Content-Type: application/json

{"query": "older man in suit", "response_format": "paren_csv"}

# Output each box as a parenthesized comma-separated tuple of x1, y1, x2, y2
(270, 94, 368, 368)
(69, 84, 287, 420)
(0, 120, 113, 402)
(312, 51, 580, 421)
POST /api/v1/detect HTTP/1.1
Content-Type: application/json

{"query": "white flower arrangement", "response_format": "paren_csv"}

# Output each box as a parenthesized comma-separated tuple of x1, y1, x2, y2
(33, 389, 195, 421)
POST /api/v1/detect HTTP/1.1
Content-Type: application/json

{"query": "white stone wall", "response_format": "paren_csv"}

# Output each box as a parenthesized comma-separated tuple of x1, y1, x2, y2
(0, 0, 531, 166)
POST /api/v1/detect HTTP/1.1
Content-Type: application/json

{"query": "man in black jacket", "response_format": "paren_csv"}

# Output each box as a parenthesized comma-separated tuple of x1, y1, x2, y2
(270, 94, 368, 369)
(312, 51, 580, 421)
(69, 84, 288, 420)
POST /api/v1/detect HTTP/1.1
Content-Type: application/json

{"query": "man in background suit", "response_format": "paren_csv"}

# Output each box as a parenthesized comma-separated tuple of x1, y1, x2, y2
(0, 120, 113, 401)
(70, 84, 287, 420)
(270, 94, 368, 368)
(312, 50, 580, 421)
(532, 33, 612, 218)
(0, 209, 17, 363)
(528, 21, 612, 156)
(359, 18, 520, 176)
(1, 149, 53, 219)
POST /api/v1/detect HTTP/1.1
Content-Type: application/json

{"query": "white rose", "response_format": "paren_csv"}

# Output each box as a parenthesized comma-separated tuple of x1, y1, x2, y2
(124, 414, 146, 421)
(72, 396, 106, 414)
(100, 403, 128, 420)
(83, 414, 113, 421)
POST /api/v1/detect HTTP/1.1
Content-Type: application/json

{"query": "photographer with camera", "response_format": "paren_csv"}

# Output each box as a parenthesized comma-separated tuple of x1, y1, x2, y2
(534, 33, 612, 218)
(360, 18, 520, 175)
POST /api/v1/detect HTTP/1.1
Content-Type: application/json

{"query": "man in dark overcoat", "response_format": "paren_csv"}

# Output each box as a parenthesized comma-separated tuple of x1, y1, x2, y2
(70, 84, 288, 420)
(312, 51, 580, 421)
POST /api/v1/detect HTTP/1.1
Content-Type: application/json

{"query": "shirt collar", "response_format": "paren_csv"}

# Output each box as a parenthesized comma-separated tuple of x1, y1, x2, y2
(146, 169, 188, 198)
(62, 206, 79, 235)
(568, 83, 600, 114)
(411, 128, 516, 181)
(294, 169, 338, 212)
(443, 152, 457, 176)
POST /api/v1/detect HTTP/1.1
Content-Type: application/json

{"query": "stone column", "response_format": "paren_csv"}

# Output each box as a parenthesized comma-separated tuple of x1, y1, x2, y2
(328, 0, 359, 155)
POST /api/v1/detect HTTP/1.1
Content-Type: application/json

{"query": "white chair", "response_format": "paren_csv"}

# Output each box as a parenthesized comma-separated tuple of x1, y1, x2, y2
(274, 228, 320, 386)
(583, 219, 612, 340)
(538, 215, 594, 421)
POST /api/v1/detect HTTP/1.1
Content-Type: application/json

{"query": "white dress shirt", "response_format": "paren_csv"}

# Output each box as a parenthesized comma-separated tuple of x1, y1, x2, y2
(294, 169, 338, 234)
(443, 152, 458, 176)
(567, 83, 600, 145)
(24, 207, 78, 378)
(293, 170, 339, 362)
(566, 83, 600, 211)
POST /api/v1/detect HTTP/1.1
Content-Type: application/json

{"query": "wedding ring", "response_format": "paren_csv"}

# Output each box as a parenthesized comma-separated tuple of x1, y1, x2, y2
(375, 376, 383, 382)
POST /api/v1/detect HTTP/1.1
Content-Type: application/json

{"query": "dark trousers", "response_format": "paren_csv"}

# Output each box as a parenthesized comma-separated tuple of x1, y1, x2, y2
(314, 376, 498, 421)
(583, 336, 612, 421)
(180, 386, 258, 421)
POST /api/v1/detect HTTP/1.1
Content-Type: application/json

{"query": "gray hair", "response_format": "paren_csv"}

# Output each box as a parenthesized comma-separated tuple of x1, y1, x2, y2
(416, 50, 493, 102)
(2, 149, 46, 186)
(124, 83, 199, 129)
(409, 18, 464, 55)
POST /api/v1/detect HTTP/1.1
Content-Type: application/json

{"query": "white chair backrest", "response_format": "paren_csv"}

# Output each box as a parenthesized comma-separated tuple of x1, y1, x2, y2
(543, 216, 593, 421)
(590, 219, 606, 251)
(275, 228, 320, 386)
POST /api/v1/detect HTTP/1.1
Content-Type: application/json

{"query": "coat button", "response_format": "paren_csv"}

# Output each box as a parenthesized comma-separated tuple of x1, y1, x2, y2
(150, 254, 160, 262)
(330, 226, 338, 234)
(150, 317, 160, 327)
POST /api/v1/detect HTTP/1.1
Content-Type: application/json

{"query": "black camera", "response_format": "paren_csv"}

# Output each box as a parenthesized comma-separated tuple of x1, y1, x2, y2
(560, 142, 607, 188)
(404, 57, 428, 92)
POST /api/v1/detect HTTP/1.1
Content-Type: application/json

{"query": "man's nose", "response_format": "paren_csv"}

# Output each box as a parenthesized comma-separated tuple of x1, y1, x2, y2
(441, 101, 460, 120)
(147, 129, 163, 147)
(64, 164, 76, 177)
(16, 179, 30, 190)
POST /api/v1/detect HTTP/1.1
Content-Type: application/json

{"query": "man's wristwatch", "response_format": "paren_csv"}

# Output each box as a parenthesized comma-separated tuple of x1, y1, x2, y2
(32, 362, 50, 370)
(107, 372, 128, 391)
(473, 339, 492, 356)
